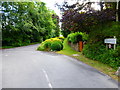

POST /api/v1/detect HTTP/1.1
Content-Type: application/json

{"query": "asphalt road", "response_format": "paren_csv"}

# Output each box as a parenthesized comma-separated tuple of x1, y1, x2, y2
(2, 44, 118, 88)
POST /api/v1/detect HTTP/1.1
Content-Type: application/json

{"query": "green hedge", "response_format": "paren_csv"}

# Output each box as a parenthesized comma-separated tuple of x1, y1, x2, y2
(37, 37, 64, 51)
(67, 32, 88, 43)
(83, 44, 120, 69)
(51, 41, 63, 51)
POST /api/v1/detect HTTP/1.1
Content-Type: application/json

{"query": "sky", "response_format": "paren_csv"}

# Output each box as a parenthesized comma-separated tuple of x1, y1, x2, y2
(40, 0, 63, 18)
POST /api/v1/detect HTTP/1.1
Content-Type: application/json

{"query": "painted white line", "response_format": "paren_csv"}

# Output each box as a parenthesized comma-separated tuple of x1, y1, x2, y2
(42, 69, 53, 88)
(48, 83, 52, 88)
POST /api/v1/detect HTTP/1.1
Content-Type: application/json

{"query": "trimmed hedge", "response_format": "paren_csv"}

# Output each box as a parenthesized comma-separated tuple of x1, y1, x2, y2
(37, 37, 64, 51)
(51, 41, 63, 51)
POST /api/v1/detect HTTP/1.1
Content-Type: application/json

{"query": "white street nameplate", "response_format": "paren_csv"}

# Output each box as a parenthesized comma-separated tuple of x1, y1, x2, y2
(104, 38, 116, 44)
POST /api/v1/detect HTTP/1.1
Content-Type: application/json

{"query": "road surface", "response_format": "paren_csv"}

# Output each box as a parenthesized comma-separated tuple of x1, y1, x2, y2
(2, 44, 118, 88)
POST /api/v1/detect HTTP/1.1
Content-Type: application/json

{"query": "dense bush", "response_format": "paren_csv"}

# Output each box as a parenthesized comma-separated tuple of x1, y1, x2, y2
(83, 45, 120, 69)
(37, 37, 64, 51)
(56, 37, 65, 42)
(82, 22, 120, 69)
(67, 32, 88, 43)
(51, 41, 63, 51)
(61, 8, 116, 37)
(88, 22, 120, 45)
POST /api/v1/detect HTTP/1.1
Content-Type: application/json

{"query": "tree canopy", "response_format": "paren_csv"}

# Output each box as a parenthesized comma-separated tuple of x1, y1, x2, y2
(56, 1, 117, 37)
(2, 2, 60, 46)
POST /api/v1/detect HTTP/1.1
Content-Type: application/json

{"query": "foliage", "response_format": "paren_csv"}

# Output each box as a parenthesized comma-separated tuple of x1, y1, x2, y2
(67, 32, 88, 43)
(37, 44, 45, 51)
(57, 38, 118, 81)
(2, 2, 60, 47)
(56, 36, 65, 42)
(83, 44, 120, 69)
(56, 1, 93, 12)
(82, 22, 120, 69)
(51, 41, 63, 51)
(61, 8, 116, 36)
(51, 14, 60, 37)
(88, 22, 120, 45)
(37, 37, 64, 51)
(105, 2, 120, 21)
(58, 1, 116, 37)
(57, 38, 79, 55)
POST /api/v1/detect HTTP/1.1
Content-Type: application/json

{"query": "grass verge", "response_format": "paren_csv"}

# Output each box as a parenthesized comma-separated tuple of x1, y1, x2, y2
(57, 38, 118, 81)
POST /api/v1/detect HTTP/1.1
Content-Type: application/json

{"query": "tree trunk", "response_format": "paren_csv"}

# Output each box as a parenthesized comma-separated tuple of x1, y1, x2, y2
(100, 2, 104, 11)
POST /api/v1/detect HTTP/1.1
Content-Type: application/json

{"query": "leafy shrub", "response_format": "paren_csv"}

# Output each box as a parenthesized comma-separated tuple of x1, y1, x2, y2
(37, 44, 45, 51)
(83, 44, 120, 69)
(37, 37, 63, 51)
(51, 41, 63, 51)
(44, 40, 52, 48)
(56, 37, 65, 42)
(67, 32, 88, 43)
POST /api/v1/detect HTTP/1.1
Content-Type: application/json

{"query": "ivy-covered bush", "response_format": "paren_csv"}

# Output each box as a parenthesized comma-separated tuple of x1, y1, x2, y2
(67, 32, 88, 43)
(37, 37, 64, 51)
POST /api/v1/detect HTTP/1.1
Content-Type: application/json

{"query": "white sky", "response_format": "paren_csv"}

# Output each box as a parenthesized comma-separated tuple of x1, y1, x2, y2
(41, 0, 63, 18)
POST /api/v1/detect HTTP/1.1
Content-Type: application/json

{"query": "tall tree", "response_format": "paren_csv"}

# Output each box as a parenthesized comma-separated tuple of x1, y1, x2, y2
(2, 2, 60, 46)
(56, 1, 115, 37)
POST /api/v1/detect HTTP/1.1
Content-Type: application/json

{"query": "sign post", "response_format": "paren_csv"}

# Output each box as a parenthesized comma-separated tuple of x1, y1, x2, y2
(113, 36, 116, 50)
(104, 36, 117, 50)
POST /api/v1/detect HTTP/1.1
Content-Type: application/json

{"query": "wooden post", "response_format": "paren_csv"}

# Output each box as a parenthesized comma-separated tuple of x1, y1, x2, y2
(106, 44, 108, 50)
(79, 41, 83, 52)
(116, 0, 119, 22)
(114, 36, 116, 50)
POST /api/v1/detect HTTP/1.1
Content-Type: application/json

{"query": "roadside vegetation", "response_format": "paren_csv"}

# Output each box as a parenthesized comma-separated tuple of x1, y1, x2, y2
(82, 22, 120, 70)
(37, 37, 64, 51)
(55, 1, 120, 79)
(2, 2, 60, 48)
(2, 1, 120, 81)
(57, 38, 118, 81)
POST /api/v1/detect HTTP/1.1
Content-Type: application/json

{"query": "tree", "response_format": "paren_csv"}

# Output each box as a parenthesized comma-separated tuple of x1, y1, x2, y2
(2, 2, 60, 46)
(52, 14, 60, 37)
(57, 1, 116, 37)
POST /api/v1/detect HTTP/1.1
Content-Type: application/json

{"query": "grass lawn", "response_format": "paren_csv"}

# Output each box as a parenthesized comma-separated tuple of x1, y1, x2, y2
(57, 38, 118, 81)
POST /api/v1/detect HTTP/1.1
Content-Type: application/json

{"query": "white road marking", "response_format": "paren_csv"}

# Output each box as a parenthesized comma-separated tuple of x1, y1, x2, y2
(42, 69, 53, 88)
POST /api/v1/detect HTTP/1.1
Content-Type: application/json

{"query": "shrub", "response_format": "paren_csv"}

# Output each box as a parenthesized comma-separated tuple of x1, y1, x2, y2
(44, 40, 52, 48)
(37, 37, 63, 51)
(83, 44, 120, 69)
(51, 41, 63, 51)
(37, 44, 45, 51)
(67, 32, 88, 43)
(56, 37, 65, 42)
(82, 22, 120, 69)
